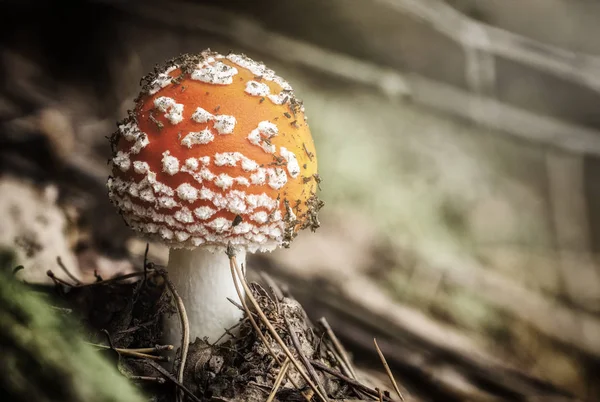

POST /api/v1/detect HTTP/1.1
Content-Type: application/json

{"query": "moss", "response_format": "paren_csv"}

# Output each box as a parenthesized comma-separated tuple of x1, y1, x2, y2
(0, 255, 145, 402)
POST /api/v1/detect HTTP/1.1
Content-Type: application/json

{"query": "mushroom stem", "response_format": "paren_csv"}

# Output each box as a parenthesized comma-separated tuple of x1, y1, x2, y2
(163, 247, 246, 346)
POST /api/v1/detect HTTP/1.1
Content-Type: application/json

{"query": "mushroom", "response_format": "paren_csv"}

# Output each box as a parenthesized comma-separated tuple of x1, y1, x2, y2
(107, 50, 322, 345)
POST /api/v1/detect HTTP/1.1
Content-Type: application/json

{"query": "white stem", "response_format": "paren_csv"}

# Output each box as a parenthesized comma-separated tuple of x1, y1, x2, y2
(163, 247, 246, 347)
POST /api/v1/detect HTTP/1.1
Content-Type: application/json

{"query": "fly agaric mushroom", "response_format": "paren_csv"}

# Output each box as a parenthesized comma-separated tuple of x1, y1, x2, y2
(107, 50, 322, 345)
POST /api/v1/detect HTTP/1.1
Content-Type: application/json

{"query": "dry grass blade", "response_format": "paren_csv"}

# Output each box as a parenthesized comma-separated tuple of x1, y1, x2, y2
(374, 338, 404, 401)
(129, 375, 167, 384)
(319, 317, 358, 380)
(228, 251, 328, 402)
(86, 343, 168, 361)
(161, 270, 190, 402)
(228, 259, 282, 363)
(266, 358, 291, 402)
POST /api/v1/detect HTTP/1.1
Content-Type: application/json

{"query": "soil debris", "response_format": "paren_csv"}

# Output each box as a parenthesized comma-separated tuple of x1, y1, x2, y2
(37, 256, 395, 402)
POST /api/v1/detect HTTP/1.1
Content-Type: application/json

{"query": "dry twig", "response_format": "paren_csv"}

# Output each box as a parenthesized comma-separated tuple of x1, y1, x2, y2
(48, 269, 154, 289)
(46, 270, 77, 287)
(319, 317, 358, 380)
(374, 338, 404, 401)
(88, 343, 173, 357)
(129, 375, 167, 384)
(84, 270, 151, 286)
(57, 256, 82, 285)
(86, 343, 169, 361)
(266, 358, 291, 402)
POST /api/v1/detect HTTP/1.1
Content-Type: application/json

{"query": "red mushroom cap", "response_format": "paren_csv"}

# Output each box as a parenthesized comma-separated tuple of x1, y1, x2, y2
(108, 50, 322, 252)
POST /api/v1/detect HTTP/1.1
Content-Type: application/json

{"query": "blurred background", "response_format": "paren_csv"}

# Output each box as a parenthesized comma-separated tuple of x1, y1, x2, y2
(1, 0, 600, 400)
